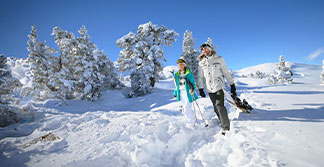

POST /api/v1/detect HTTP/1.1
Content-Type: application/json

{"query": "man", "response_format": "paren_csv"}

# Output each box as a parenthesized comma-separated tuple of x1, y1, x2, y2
(197, 43, 237, 135)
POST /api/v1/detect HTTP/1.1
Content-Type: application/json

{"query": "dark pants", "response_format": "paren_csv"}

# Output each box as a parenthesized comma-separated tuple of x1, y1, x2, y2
(209, 90, 230, 130)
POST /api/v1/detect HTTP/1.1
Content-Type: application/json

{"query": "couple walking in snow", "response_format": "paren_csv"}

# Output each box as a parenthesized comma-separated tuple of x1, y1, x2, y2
(173, 43, 237, 134)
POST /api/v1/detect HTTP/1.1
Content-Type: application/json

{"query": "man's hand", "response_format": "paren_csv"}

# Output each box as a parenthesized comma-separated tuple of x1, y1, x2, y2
(199, 89, 206, 97)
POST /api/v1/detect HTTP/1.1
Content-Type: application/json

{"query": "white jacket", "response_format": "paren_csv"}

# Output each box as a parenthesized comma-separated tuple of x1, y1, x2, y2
(197, 54, 234, 93)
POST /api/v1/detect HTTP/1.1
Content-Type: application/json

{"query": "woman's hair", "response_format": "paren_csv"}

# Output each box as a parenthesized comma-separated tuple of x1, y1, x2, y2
(198, 48, 216, 61)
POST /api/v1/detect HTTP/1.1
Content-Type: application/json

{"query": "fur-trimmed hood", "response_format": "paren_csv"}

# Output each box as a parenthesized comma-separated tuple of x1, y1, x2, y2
(198, 50, 217, 61)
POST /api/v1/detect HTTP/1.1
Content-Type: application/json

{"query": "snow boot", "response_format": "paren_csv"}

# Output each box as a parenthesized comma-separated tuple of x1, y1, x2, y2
(221, 129, 229, 136)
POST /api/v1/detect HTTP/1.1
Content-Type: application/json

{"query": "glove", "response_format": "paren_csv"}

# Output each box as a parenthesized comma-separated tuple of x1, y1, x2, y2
(199, 89, 206, 97)
(230, 84, 237, 98)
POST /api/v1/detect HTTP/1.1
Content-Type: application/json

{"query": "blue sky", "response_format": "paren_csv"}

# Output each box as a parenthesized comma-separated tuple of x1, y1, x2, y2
(1, 0, 324, 70)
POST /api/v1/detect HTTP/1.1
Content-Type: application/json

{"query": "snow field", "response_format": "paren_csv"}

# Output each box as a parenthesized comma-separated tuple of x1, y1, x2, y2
(1, 62, 324, 167)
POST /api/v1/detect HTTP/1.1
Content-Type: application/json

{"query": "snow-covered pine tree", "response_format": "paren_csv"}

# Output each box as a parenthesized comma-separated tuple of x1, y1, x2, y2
(321, 59, 324, 84)
(116, 32, 137, 73)
(117, 22, 178, 97)
(75, 25, 102, 100)
(94, 49, 122, 90)
(206, 37, 215, 51)
(51, 26, 79, 100)
(268, 55, 293, 84)
(137, 22, 178, 86)
(76, 25, 122, 101)
(181, 30, 198, 81)
(24, 25, 57, 100)
(277, 55, 293, 84)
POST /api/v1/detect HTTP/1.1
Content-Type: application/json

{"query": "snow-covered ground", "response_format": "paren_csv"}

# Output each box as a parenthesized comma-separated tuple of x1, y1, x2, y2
(1, 62, 324, 167)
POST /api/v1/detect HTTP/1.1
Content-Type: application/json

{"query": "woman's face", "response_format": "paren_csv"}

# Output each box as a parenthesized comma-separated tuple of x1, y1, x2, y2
(202, 47, 211, 56)
(177, 62, 186, 71)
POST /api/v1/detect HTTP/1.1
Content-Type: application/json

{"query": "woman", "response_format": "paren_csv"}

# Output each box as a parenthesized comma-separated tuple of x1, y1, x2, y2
(173, 58, 198, 127)
(197, 43, 237, 135)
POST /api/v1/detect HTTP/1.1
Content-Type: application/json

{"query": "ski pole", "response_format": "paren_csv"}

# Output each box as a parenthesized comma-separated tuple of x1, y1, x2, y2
(170, 70, 177, 88)
(191, 92, 208, 127)
(194, 100, 208, 127)
(191, 101, 199, 125)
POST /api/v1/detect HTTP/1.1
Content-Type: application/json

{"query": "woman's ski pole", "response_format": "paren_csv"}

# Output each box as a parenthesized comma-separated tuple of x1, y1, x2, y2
(190, 92, 208, 127)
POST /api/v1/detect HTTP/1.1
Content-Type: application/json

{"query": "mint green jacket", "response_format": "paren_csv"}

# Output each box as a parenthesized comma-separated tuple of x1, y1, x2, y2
(173, 67, 198, 103)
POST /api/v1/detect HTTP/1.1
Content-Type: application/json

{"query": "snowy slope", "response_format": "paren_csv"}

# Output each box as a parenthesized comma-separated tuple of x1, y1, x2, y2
(1, 62, 324, 167)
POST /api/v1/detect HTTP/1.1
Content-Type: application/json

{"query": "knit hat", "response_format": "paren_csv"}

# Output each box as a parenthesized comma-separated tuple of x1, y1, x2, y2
(199, 43, 212, 51)
(198, 43, 216, 61)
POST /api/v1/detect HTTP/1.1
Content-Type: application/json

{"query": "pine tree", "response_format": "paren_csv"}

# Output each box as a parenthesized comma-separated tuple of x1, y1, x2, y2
(117, 22, 178, 97)
(51, 26, 122, 101)
(95, 49, 122, 90)
(24, 25, 57, 100)
(181, 30, 198, 80)
(321, 59, 324, 84)
(206, 37, 215, 50)
(137, 22, 178, 86)
(269, 55, 293, 84)
(76, 25, 122, 100)
(51, 26, 78, 100)
(75, 25, 102, 100)
(277, 55, 293, 84)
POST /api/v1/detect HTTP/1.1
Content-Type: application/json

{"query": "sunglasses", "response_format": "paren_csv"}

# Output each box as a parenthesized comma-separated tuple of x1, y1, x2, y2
(177, 59, 186, 64)
(200, 43, 211, 50)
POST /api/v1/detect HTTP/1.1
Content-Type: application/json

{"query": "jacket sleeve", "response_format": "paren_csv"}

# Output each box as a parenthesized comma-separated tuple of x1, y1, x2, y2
(197, 63, 205, 89)
(220, 57, 234, 85)
(173, 76, 178, 96)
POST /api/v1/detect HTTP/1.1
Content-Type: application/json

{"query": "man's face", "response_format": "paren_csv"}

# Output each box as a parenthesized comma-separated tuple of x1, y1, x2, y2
(202, 47, 211, 56)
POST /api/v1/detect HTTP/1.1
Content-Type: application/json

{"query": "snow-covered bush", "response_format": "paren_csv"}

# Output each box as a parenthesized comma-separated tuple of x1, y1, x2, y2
(242, 71, 269, 79)
(321, 59, 324, 84)
(6, 57, 31, 87)
(116, 22, 178, 97)
(0, 54, 22, 105)
(181, 30, 198, 80)
(268, 55, 293, 85)
(161, 66, 178, 80)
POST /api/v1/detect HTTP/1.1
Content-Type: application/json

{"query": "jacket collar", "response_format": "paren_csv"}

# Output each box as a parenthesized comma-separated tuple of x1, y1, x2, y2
(176, 67, 191, 76)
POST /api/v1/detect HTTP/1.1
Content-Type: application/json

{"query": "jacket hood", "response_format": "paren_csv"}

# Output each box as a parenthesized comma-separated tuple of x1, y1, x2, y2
(198, 52, 218, 61)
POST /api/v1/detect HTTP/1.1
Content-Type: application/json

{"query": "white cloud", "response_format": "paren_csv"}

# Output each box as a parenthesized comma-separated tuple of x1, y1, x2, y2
(307, 47, 324, 61)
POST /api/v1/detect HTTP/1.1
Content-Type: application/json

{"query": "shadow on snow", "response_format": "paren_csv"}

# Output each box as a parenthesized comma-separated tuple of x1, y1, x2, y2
(236, 106, 324, 123)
